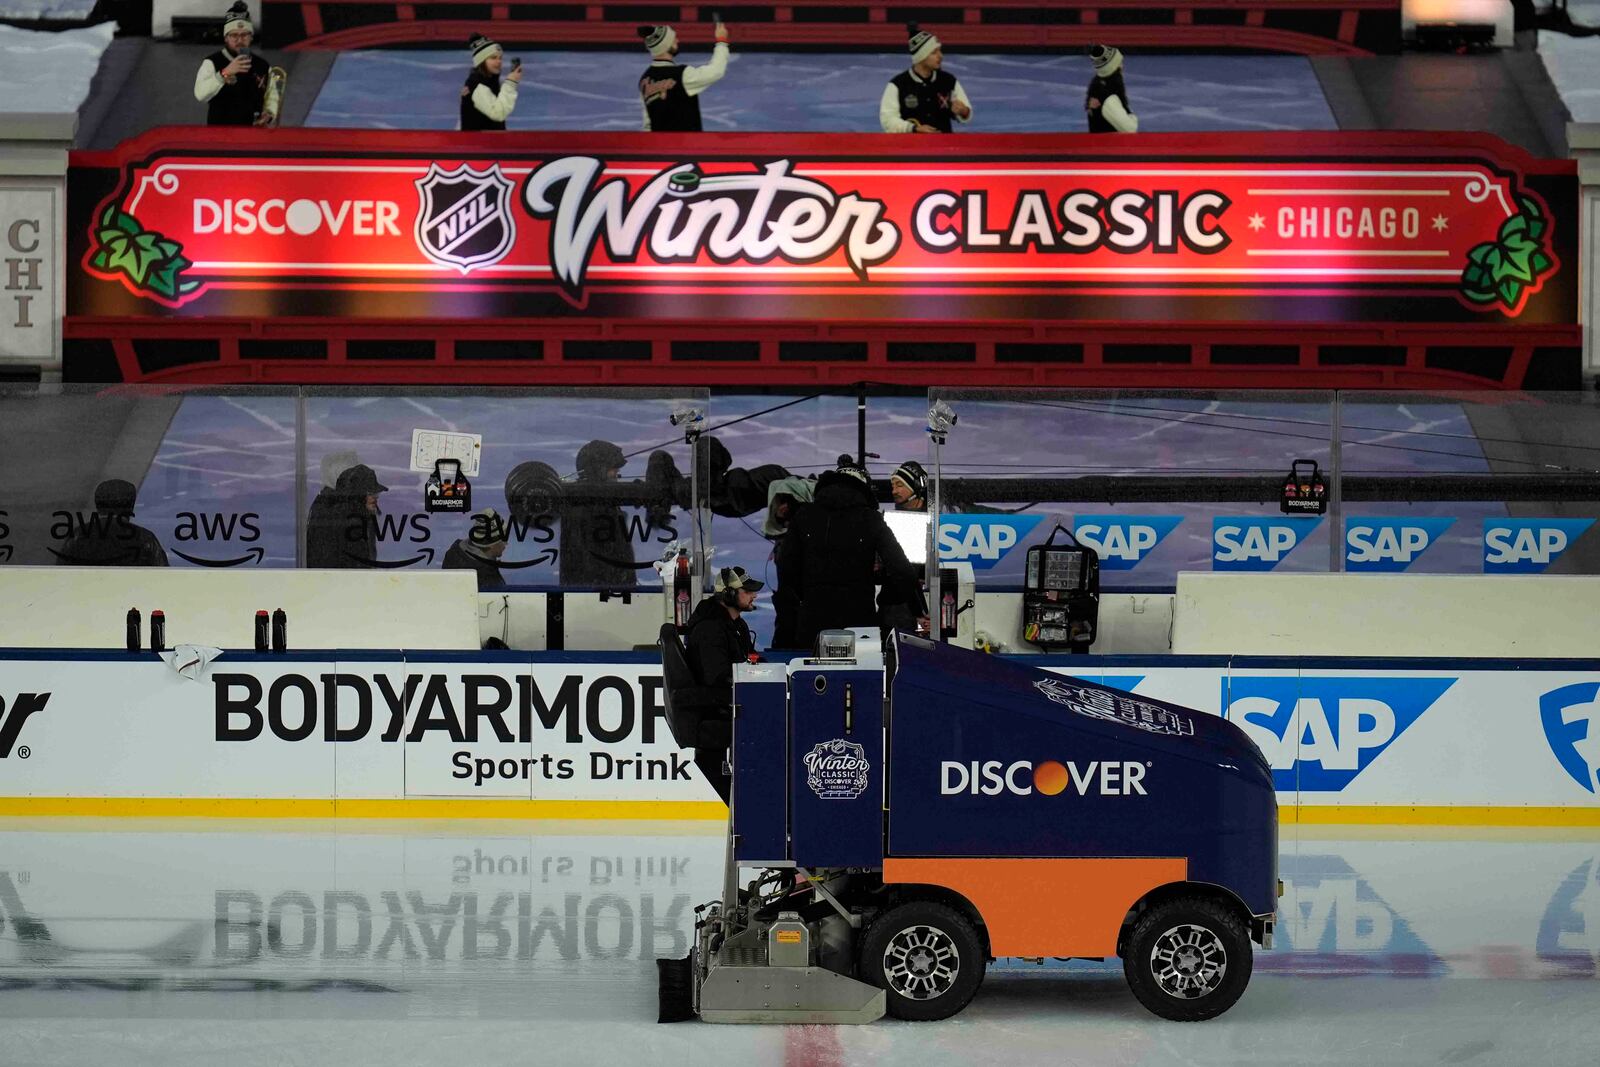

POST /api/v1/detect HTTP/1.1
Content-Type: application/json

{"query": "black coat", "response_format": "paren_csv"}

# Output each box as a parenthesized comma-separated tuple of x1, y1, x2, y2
(558, 478, 639, 588)
(54, 514, 169, 567)
(306, 488, 375, 568)
(443, 539, 506, 591)
(683, 596, 754, 704)
(780, 470, 918, 650)
(770, 532, 804, 651)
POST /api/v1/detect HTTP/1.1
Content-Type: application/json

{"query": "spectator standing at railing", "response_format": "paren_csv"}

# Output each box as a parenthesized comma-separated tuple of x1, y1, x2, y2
(193, 2, 269, 126)
(461, 33, 522, 130)
(1085, 44, 1138, 133)
(880, 23, 972, 133)
(638, 20, 730, 131)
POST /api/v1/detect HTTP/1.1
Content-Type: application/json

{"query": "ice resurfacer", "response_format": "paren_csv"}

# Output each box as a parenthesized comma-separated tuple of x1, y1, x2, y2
(658, 631, 1277, 1024)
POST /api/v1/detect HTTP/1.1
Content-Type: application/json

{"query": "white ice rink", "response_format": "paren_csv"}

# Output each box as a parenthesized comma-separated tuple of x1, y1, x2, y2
(2, 819, 1598, 1066)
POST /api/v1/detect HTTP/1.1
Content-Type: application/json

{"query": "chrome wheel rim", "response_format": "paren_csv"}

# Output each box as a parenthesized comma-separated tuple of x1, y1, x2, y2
(881, 924, 961, 1001)
(1149, 923, 1228, 999)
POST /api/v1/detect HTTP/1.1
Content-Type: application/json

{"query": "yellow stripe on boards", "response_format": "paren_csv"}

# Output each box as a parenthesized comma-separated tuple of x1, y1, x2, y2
(0, 797, 1595, 827)
(1285, 805, 1600, 827)
(0, 797, 729, 820)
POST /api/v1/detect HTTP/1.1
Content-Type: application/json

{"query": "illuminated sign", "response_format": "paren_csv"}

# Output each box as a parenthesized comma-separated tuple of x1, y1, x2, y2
(66, 130, 1577, 325)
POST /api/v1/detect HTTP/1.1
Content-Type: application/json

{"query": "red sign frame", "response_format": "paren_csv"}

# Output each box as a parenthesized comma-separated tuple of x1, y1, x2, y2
(67, 129, 1578, 331)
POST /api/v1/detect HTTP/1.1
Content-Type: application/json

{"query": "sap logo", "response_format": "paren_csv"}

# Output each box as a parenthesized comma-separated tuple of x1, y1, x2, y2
(1072, 515, 1181, 571)
(0, 692, 49, 758)
(940, 759, 1148, 797)
(1344, 517, 1453, 572)
(1539, 682, 1600, 794)
(1223, 676, 1454, 791)
(1276, 854, 1444, 974)
(937, 515, 1044, 570)
(1485, 519, 1595, 574)
(1212, 516, 1321, 572)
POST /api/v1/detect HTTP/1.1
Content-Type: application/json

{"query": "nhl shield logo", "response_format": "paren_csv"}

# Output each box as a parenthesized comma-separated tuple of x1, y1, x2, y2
(414, 162, 516, 273)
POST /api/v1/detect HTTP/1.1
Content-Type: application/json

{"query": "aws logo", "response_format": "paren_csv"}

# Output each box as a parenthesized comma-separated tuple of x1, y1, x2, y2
(1485, 519, 1595, 574)
(939, 758, 1149, 797)
(1223, 676, 1455, 791)
(1071, 515, 1181, 571)
(1344, 516, 1453, 572)
(1539, 682, 1600, 794)
(936, 515, 1044, 570)
(171, 511, 265, 567)
(1212, 516, 1321, 572)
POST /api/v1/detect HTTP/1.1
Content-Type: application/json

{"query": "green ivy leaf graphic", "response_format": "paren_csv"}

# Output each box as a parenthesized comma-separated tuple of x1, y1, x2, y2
(1458, 196, 1557, 314)
(1499, 215, 1529, 240)
(88, 202, 195, 301)
(147, 262, 180, 299)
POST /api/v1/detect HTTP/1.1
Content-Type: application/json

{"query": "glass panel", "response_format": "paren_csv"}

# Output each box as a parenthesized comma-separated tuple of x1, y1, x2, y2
(300, 387, 710, 590)
(925, 389, 1338, 591)
(1338, 391, 1600, 576)
(0, 384, 299, 571)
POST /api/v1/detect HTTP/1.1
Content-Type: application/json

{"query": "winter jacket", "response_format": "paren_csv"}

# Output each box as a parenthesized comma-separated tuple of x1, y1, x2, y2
(306, 488, 375, 568)
(780, 470, 919, 650)
(54, 514, 169, 567)
(443, 539, 506, 590)
(558, 479, 639, 588)
(683, 596, 754, 705)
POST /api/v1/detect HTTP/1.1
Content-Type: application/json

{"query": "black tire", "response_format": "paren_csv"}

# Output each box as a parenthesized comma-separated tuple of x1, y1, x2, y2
(1122, 896, 1253, 1021)
(858, 900, 985, 1021)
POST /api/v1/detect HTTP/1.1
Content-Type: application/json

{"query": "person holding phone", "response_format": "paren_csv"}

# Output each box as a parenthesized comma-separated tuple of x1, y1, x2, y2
(460, 33, 521, 131)
(880, 22, 972, 133)
(637, 18, 730, 131)
(194, 1, 270, 126)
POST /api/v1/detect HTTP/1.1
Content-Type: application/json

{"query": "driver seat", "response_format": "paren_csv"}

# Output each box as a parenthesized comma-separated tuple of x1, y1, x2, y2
(657, 623, 725, 749)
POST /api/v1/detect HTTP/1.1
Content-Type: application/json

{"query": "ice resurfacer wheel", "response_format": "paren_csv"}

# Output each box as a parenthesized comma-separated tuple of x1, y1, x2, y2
(1123, 896, 1252, 1021)
(859, 901, 984, 1021)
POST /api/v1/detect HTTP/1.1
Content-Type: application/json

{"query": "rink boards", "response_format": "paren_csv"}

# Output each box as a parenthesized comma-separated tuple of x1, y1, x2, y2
(0, 649, 1597, 824)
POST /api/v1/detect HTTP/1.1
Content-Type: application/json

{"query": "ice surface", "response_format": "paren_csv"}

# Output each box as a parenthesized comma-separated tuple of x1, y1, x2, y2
(1, 819, 1597, 1066)
(306, 50, 1336, 133)
(0, 22, 114, 114)
(1540, 1, 1600, 121)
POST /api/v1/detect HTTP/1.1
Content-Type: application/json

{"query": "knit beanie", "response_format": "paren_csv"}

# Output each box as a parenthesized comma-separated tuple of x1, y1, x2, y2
(223, 0, 252, 35)
(907, 22, 940, 65)
(1090, 44, 1123, 77)
(638, 24, 677, 56)
(469, 33, 502, 67)
(891, 460, 928, 501)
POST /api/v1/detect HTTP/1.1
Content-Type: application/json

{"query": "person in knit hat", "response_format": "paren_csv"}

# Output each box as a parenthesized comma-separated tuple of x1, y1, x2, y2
(193, 2, 270, 126)
(443, 507, 510, 590)
(889, 460, 929, 512)
(637, 19, 730, 131)
(460, 32, 521, 131)
(879, 22, 971, 133)
(1085, 44, 1138, 133)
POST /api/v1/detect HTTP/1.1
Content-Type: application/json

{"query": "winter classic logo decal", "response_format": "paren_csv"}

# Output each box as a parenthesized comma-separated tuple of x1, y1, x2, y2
(1034, 677, 1195, 737)
(803, 738, 871, 800)
(77, 150, 1564, 318)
